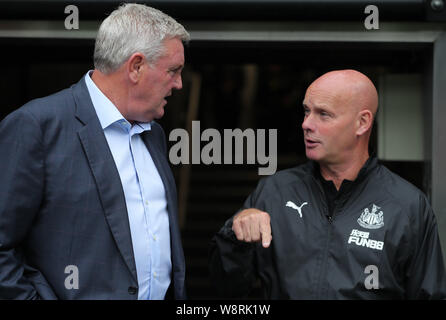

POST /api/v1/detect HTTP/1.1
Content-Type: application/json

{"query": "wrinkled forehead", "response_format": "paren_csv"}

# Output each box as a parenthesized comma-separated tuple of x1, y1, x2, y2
(304, 80, 354, 111)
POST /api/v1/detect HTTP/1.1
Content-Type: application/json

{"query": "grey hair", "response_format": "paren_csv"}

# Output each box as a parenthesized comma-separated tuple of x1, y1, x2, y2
(94, 3, 190, 74)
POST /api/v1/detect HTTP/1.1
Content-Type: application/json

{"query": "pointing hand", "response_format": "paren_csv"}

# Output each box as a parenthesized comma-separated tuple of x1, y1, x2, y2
(232, 208, 272, 248)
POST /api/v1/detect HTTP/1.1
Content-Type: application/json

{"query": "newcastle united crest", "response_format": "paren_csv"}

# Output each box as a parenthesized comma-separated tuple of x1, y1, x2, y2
(357, 204, 384, 229)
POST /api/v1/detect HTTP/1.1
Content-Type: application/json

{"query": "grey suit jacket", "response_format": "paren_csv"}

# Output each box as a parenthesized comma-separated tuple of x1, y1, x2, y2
(0, 77, 186, 299)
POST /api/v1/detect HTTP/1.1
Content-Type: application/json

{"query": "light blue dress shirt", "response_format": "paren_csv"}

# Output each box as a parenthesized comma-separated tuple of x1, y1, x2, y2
(85, 71, 172, 300)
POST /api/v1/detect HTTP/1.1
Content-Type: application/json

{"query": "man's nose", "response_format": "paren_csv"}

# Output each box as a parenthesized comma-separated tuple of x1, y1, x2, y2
(302, 114, 313, 132)
(173, 74, 182, 90)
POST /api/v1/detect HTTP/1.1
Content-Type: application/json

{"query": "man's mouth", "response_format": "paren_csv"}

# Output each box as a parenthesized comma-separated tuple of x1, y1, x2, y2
(163, 92, 172, 104)
(305, 137, 320, 148)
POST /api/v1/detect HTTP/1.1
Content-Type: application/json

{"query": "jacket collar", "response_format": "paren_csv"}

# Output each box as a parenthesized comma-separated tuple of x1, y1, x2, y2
(307, 155, 379, 213)
(309, 155, 378, 185)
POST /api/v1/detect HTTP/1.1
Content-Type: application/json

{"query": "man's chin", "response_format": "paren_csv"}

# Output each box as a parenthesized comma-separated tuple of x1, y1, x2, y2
(154, 107, 165, 119)
(305, 150, 322, 161)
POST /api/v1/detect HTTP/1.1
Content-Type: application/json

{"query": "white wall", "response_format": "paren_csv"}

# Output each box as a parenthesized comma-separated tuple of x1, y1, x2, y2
(378, 74, 425, 161)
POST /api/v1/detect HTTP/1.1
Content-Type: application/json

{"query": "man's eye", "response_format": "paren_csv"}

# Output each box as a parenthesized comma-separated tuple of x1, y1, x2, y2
(169, 67, 181, 76)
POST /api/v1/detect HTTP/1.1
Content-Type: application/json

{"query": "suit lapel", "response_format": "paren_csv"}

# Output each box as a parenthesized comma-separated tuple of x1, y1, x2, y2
(72, 78, 138, 282)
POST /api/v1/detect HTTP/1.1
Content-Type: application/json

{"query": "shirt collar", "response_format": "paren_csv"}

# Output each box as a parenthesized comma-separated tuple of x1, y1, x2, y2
(84, 70, 152, 132)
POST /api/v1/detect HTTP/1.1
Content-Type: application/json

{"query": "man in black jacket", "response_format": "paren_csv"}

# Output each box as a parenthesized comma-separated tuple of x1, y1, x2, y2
(209, 69, 446, 299)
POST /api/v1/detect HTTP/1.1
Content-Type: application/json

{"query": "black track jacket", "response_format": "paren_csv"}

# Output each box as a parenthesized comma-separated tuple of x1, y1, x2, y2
(209, 157, 446, 299)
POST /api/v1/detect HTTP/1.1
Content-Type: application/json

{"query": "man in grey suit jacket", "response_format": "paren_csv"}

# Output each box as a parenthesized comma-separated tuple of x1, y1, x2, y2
(0, 3, 189, 299)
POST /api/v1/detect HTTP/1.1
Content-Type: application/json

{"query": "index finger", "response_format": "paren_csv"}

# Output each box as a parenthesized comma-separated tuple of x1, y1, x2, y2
(259, 215, 272, 248)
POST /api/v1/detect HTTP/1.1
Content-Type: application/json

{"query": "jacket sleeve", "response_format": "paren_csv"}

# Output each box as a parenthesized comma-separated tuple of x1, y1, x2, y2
(0, 108, 48, 299)
(405, 194, 446, 299)
(208, 179, 268, 298)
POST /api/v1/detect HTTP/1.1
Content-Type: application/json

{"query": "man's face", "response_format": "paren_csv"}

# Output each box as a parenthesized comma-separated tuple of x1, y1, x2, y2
(302, 83, 358, 165)
(130, 37, 184, 122)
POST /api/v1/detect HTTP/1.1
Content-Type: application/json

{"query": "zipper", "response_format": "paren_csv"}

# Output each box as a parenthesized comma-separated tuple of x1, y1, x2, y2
(316, 214, 333, 299)
(318, 200, 341, 298)
(311, 175, 335, 299)
(320, 202, 344, 298)
(313, 196, 335, 299)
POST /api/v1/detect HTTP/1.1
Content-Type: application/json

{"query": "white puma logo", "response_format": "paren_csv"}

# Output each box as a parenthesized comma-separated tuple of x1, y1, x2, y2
(286, 201, 308, 218)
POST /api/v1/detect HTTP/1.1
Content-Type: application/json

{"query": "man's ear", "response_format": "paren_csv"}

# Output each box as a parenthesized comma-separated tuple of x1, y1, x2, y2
(127, 52, 146, 83)
(356, 109, 373, 136)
